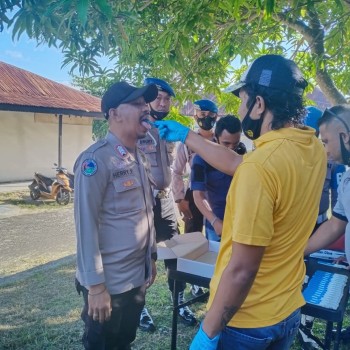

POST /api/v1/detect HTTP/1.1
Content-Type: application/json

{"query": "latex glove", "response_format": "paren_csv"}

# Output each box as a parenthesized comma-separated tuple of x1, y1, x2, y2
(189, 323, 220, 350)
(153, 120, 190, 143)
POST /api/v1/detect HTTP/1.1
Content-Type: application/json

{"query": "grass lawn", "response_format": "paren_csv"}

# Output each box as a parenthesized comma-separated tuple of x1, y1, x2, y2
(0, 261, 201, 349)
(0, 191, 349, 349)
(0, 258, 349, 350)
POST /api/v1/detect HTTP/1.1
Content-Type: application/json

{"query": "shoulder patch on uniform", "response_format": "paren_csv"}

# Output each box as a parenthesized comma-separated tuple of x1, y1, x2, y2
(115, 144, 128, 158)
(81, 159, 98, 176)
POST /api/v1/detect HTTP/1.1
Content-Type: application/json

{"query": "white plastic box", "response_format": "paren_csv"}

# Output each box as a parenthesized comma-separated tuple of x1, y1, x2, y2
(157, 231, 220, 279)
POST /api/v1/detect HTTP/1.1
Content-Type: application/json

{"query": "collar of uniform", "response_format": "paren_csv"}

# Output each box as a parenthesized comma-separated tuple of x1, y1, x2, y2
(254, 126, 316, 148)
(106, 131, 121, 147)
(105, 131, 133, 159)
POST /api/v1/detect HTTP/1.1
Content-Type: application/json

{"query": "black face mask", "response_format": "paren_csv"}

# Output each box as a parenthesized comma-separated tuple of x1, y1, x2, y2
(234, 142, 247, 155)
(196, 116, 216, 131)
(241, 99, 264, 140)
(150, 106, 169, 120)
(340, 134, 350, 166)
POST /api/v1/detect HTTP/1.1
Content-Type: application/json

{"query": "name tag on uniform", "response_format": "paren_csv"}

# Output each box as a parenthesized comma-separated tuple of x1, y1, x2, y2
(113, 169, 133, 179)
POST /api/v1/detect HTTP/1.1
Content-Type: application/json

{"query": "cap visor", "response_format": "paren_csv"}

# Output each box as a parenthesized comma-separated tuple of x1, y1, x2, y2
(224, 82, 245, 97)
(122, 84, 158, 104)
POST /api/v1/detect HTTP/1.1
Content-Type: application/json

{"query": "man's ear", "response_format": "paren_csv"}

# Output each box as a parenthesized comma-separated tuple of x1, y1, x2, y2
(341, 131, 350, 144)
(255, 95, 266, 115)
(109, 107, 122, 122)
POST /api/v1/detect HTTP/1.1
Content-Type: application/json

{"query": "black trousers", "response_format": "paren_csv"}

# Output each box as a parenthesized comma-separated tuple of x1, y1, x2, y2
(184, 188, 204, 233)
(78, 282, 145, 350)
(153, 196, 185, 292)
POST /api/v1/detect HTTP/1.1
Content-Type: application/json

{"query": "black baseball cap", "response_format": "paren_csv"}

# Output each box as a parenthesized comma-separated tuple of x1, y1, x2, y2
(225, 54, 308, 97)
(101, 81, 158, 119)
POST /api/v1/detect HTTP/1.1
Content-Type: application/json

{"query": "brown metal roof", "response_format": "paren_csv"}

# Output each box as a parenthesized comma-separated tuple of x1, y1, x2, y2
(0, 61, 103, 118)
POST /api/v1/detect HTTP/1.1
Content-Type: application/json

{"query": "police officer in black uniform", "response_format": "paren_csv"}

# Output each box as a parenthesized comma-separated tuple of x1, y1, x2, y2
(137, 78, 197, 332)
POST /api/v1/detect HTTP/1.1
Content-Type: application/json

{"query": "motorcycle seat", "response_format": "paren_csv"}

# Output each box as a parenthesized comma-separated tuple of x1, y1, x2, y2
(36, 173, 54, 186)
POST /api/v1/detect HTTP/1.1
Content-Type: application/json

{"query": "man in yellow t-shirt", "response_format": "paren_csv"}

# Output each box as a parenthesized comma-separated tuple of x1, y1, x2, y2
(154, 54, 326, 350)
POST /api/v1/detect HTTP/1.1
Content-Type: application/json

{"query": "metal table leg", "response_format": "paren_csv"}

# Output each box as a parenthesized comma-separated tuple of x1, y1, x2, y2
(325, 321, 333, 349)
(171, 279, 181, 350)
(333, 321, 343, 350)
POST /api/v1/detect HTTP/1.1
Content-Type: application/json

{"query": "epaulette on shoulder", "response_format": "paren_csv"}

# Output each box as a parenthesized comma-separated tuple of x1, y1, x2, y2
(85, 139, 108, 155)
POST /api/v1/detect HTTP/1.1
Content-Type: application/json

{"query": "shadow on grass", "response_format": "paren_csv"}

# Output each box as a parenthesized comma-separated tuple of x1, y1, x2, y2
(0, 258, 348, 349)
(0, 255, 76, 287)
(0, 261, 83, 350)
(0, 260, 203, 350)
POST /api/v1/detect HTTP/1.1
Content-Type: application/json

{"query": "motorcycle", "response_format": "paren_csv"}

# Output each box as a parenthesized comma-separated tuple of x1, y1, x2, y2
(28, 164, 74, 205)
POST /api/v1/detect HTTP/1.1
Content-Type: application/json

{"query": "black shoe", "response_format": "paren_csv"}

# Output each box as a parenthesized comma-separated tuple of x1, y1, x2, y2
(178, 306, 197, 326)
(341, 327, 350, 343)
(298, 329, 320, 349)
(139, 307, 156, 333)
(190, 285, 205, 298)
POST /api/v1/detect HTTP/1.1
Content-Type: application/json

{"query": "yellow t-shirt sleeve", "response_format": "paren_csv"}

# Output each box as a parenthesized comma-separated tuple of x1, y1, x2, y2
(227, 161, 276, 246)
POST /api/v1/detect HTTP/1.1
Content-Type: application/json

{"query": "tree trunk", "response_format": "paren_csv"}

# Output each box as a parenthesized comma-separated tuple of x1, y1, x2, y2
(316, 70, 347, 105)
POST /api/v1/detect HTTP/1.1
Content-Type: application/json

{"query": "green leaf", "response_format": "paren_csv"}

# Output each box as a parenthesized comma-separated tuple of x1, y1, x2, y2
(95, 0, 112, 18)
(77, 0, 89, 26)
(265, 0, 275, 16)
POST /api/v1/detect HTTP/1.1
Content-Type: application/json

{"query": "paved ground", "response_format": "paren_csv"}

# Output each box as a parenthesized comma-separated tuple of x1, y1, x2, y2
(0, 181, 182, 286)
(0, 181, 31, 193)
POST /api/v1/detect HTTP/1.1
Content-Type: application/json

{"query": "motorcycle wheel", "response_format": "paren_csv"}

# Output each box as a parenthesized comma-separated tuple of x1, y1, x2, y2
(56, 189, 71, 205)
(30, 189, 40, 200)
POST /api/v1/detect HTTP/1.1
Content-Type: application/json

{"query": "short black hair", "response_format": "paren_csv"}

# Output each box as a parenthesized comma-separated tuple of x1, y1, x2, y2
(242, 83, 306, 130)
(215, 115, 242, 139)
(318, 104, 350, 131)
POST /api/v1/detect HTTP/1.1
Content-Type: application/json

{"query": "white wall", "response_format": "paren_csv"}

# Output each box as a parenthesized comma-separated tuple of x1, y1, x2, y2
(0, 111, 93, 182)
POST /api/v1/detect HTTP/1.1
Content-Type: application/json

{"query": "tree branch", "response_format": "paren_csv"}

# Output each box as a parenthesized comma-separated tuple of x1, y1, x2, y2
(275, 7, 346, 104)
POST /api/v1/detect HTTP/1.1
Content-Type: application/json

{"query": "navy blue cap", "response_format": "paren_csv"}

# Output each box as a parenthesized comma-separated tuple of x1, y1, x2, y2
(225, 54, 308, 97)
(304, 106, 323, 132)
(144, 77, 175, 97)
(193, 99, 218, 113)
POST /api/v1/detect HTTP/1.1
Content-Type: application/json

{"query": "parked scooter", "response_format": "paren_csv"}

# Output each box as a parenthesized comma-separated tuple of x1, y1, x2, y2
(28, 164, 74, 205)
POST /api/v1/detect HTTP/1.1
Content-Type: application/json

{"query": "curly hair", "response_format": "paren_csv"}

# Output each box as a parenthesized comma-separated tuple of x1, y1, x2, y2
(241, 83, 307, 130)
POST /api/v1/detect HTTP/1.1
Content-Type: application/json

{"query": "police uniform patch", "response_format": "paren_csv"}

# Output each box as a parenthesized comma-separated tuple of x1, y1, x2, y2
(123, 179, 135, 187)
(115, 145, 128, 158)
(81, 159, 98, 176)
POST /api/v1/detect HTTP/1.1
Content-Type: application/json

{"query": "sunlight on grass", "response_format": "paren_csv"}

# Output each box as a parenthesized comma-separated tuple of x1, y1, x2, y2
(0, 204, 349, 349)
(0, 191, 73, 209)
(0, 259, 349, 349)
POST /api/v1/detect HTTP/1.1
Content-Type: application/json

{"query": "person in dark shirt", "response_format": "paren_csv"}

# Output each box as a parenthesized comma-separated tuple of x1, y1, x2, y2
(191, 115, 246, 241)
